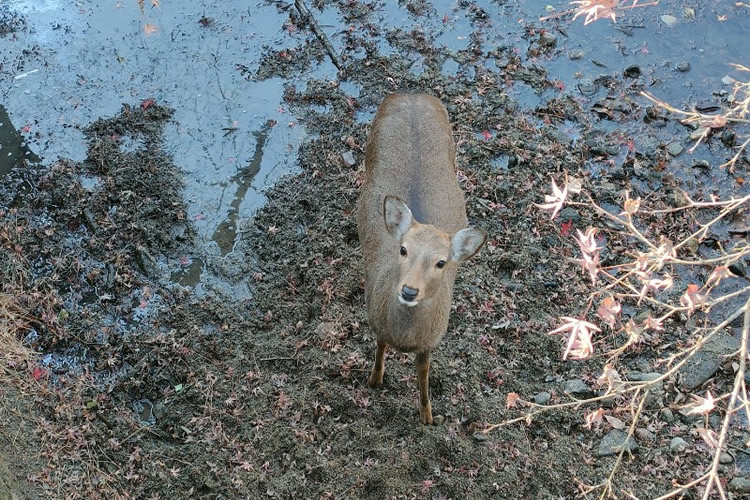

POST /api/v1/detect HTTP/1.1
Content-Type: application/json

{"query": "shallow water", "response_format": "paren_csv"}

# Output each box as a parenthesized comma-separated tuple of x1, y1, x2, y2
(2, 0, 748, 289)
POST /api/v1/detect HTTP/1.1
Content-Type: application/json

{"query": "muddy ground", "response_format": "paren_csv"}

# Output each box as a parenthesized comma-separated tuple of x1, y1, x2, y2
(2, 1, 750, 499)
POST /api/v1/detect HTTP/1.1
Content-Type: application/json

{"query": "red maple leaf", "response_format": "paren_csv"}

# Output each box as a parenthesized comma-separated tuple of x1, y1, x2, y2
(560, 219, 573, 236)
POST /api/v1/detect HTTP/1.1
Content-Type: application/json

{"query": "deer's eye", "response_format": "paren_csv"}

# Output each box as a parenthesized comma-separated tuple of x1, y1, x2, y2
(436, 260, 446, 269)
(400, 246, 407, 256)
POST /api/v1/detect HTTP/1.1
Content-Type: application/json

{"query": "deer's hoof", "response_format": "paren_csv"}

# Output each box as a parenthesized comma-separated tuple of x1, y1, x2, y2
(368, 370, 384, 388)
(419, 404, 433, 425)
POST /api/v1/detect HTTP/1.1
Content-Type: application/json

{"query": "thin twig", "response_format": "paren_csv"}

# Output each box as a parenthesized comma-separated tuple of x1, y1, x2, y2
(294, 0, 344, 72)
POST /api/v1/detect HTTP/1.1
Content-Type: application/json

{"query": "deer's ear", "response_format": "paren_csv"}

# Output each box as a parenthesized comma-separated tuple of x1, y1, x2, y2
(449, 228, 487, 263)
(383, 196, 413, 239)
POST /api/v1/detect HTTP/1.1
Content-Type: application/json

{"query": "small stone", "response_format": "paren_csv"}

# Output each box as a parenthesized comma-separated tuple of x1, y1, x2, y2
(666, 142, 684, 157)
(539, 32, 557, 48)
(473, 432, 489, 442)
(670, 436, 688, 453)
(683, 7, 696, 20)
(564, 379, 590, 396)
(729, 478, 750, 494)
(558, 207, 580, 224)
(690, 127, 709, 141)
(597, 430, 638, 457)
(624, 65, 641, 78)
(679, 334, 740, 390)
(577, 79, 598, 96)
(661, 14, 678, 27)
(721, 129, 736, 147)
(534, 392, 551, 405)
(341, 151, 356, 166)
(569, 50, 584, 60)
(660, 408, 674, 423)
(677, 62, 690, 72)
(719, 452, 734, 464)
(635, 428, 655, 442)
(433, 415, 445, 426)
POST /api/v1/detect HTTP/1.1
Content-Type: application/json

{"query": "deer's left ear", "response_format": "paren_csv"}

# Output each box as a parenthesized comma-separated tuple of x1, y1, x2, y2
(449, 228, 487, 263)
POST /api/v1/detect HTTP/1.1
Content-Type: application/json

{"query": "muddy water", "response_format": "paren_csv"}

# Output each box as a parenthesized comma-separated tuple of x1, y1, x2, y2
(2, 0, 748, 289)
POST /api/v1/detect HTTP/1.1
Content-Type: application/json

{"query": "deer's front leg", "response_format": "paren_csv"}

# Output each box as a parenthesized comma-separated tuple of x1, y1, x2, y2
(415, 351, 433, 425)
(368, 339, 387, 387)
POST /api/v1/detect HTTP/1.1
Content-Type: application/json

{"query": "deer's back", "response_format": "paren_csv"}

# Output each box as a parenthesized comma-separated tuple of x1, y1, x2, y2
(358, 93, 468, 265)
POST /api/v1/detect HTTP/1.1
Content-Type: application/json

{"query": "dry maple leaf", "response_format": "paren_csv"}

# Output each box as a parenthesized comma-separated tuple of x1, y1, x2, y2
(686, 391, 715, 415)
(143, 24, 159, 35)
(597, 296, 621, 327)
(535, 177, 568, 219)
(571, 0, 618, 25)
(548, 317, 601, 360)
(680, 283, 706, 314)
(506, 392, 521, 408)
(584, 408, 606, 429)
(706, 265, 735, 287)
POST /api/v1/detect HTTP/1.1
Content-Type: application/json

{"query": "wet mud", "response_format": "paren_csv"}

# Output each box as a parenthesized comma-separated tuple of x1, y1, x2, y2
(1, 1, 749, 499)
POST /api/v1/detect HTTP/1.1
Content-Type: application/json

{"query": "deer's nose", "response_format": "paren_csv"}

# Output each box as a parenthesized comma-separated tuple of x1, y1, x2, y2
(401, 285, 419, 302)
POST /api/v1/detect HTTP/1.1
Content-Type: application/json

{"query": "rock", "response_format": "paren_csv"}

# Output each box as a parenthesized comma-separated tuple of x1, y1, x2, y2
(558, 207, 580, 224)
(569, 50, 584, 60)
(661, 14, 678, 27)
(597, 430, 637, 457)
(666, 142, 684, 157)
(730, 261, 746, 278)
(433, 415, 445, 426)
(635, 428, 655, 442)
(683, 7, 696, 20)
(719, 452, 734, 464)
(624, 65, 641, 78)
(690, 127, 709, 141)
(677, 62, 690, 72)
(534, 392, 551, 405)
(577, 79, 598, 96)
(564, 379, 590, 396)
(341, 151, 356, 166)
(627, 372, 662, 382)
(539, 32, 557, 48)
(679, 334, 740, 390)
(721, 129, 736, 147)
(636, 135, 662, 159)
(729, 478, 750, 494)
(473, 432, 489, 442)
(660, 408, 675, 423)
(670, 436, 688, 453)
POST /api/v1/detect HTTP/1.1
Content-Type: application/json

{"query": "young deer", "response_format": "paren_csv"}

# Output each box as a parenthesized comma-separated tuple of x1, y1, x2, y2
(357, 93, 487, 424)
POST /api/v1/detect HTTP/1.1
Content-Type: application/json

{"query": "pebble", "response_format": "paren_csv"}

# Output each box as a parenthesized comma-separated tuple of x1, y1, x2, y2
(597, 430, 638, 457)
(564, 379, 589, 396)
(341, 151, 356, 166)
(690, 127, 709, 141)
(729, 478, 750, 494)
(720, 452, 734, 464)
(534, 392, 551, 405)
(635, 428, 655, 442)
(721, 129, 736, 147)
(577, 79, 598, 96)
(624, 65, 641, 78)
(433, 415, 445, 426)
(569, 50, 584, 60)
(473, 432, 489, 442)
(666, 142, 684, 157)
(539, 32, 557, 48)
(661, 14, 678, 27)
(677, 62, 690, 72)
(670, 436, 688, 453)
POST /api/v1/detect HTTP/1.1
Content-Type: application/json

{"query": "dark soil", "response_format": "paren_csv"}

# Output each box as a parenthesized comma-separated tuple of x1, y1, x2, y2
(1, 1, 749, 499)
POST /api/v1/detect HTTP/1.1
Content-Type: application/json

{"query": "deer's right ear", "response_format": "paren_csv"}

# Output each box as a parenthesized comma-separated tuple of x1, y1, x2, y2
(383, 196, 413, 239)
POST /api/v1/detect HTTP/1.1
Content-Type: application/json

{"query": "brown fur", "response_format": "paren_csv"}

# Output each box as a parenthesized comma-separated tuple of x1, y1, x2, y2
(357, 93, 487, 424)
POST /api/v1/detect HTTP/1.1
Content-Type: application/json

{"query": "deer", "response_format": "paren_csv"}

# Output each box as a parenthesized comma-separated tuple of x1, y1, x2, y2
(357, 93, 487, 425)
